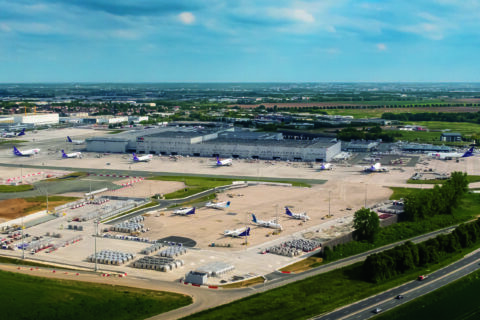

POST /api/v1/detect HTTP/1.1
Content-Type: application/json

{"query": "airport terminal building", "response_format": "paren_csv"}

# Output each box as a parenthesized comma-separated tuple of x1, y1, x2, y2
(86, 127, 341, 162)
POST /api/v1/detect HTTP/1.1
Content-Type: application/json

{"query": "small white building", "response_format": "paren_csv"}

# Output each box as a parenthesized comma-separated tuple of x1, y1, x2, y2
(13, 113, 59, 126)
(128, 116, 149, 123)
(96, 116, 129, 124)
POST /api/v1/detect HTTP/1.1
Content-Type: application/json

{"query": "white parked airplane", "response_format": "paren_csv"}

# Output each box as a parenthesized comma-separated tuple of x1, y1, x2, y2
(205, 201, 230, 210)
(13, 146, 40, 157)
(363, 162, 388, 173)
(284, 207, 310, 221)
(251, 214, 283, 230)
(216, 156, 232, 166)
(223, 227, 250, 237)
(3, 128, 25, 138)
(67, 136, 84, 145)
(61, 150, 82, 158)
(428, 147, 475, 160)
(173, 207, 195, 216)
(132, 153, 153, 162)
(319, 163, 333, 170)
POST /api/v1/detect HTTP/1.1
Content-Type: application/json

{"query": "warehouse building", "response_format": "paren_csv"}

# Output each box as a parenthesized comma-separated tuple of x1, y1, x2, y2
(13, 113, 59, 126)
(87, 127, 341, 162)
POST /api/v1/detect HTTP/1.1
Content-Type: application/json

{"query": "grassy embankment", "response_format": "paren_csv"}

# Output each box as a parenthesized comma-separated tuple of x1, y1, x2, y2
(183, 241, 480, 320)
(148, 175, 311, 199)
(376, 268, 480, 320)
(0, 139, 28, 146)
(0, 270, 192, 320)
(101, 201, 159, 223)
(408, 175, 480, 185)
(0, 184, 34, 193)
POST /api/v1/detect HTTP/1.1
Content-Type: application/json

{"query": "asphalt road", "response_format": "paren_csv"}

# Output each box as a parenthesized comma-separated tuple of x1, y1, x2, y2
(315, 250, 480, 320)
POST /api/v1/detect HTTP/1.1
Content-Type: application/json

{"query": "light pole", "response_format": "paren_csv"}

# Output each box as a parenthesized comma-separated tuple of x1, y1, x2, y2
(94, 219, 98, 272)
(21, 215, 25, 260)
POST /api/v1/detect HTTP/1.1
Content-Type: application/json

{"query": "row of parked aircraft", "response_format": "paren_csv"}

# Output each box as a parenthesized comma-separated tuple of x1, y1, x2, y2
(171, 203, 309, 236)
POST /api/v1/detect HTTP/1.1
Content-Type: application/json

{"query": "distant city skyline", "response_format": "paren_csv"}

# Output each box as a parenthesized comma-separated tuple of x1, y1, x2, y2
(0, 0, 479, 83)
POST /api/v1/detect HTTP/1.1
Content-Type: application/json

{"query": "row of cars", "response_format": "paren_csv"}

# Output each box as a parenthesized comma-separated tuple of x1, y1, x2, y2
(373, 275, 427, 314)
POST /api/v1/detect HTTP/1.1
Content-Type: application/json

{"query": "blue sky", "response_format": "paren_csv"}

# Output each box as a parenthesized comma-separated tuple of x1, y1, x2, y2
(0, 0, 479, 82)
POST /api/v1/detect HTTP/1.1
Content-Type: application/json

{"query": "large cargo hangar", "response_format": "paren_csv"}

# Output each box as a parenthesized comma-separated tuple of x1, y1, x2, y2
(87, 127, 341, 162)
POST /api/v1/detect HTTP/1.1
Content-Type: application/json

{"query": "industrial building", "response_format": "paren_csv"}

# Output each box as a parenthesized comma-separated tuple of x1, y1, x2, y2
(86, 127, 341, 162)
(343, 140, 380, 152)
(12, 113, 59, 126)
(441, 132, 462, 142)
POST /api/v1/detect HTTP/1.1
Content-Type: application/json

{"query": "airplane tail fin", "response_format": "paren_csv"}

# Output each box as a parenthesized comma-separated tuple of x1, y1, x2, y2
(61, 150, 68, 158)
(190, 207, 196, 215)
(251, 214, 257, 223)
(13, 146, 22, 156)
(132, 153, 139, 161)
(240, 227, 250, 237)
(463, 147, 475, 157)
(216, 156, 221, 165)
(67, 136, 72, 143)
(226, 201, 230, 207)
(17, 128, 25, 136)
(285, 207, 293, 216)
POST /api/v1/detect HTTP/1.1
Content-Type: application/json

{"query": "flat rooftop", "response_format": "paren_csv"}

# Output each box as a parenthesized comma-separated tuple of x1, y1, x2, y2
(203, 138, 338, 148)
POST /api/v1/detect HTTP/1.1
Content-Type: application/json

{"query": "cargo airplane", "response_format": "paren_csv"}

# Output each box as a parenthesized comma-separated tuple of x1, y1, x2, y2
(363, 163, 388, 173)
(428, 147, 475, 160)
(251, 214, 283, 230)
(205, 201, 230, 210)
(216, 157, 232, 166)
(67, 136, 84, 145)
(284, 207, 310, 221)
(61, 150, 82, 158)
(173, 207, 195, 216)
(132, 153, 153, 162)
(13, 146, 40, 157)
(223, 227, 250, 237)
(319, 163, 333, 170)
(3, 128, 25, 138)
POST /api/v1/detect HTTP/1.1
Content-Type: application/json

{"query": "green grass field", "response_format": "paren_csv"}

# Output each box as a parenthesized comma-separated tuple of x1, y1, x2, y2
(376, 269, 480, 320)
(406, 121, 480, 135)
(148, 175, 311, 199)
(0, 184, 34, 193)
(0, 270, 191, 320)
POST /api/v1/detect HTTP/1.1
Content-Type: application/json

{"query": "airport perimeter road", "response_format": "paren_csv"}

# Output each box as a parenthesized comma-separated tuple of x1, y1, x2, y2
(254, 225, 457, 291)
(314, 250, 480, 320)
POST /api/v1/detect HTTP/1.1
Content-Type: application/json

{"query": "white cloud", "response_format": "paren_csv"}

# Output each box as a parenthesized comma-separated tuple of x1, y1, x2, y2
(178, 12, 195, 25)
(377, 43, 387, 51)
(0, 23, 11, 32)
(291, 9, 315, 23)
(268, 8, 315, 24)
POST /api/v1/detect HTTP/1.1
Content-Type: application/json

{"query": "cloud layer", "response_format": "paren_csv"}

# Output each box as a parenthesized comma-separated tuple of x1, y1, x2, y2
(0, 0, 479, 82)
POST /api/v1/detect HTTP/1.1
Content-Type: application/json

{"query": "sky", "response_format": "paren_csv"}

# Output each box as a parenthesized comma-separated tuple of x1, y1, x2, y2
(0, 0, 479, 83)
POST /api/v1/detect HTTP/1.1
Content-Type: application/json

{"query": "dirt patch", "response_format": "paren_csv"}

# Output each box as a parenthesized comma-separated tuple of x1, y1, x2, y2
(0, 198, 74, 219)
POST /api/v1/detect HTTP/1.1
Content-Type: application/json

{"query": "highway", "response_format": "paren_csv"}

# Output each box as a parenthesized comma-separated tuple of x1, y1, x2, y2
(314, 250, 480, 320)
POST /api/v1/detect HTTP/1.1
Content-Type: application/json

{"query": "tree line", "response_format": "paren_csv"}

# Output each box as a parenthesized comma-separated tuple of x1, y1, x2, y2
(363, 218, 480, 283)
(404, 172, 469, 221)
(382, 111, 480, 123)
(337, 126, 401, 142)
